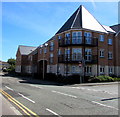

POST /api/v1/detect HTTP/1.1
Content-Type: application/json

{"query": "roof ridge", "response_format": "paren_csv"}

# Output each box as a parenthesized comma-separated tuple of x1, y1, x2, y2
(19, 45, 37, 48)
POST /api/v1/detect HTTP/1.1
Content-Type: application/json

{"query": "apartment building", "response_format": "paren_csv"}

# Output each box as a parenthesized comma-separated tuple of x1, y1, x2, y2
(15, 5, 120, 77)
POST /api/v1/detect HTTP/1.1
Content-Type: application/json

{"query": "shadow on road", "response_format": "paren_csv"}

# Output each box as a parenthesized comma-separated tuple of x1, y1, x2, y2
(2, 73, 66, 86)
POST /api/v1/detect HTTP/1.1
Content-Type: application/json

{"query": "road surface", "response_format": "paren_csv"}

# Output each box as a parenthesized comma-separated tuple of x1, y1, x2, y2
(0, 74, 119, 116)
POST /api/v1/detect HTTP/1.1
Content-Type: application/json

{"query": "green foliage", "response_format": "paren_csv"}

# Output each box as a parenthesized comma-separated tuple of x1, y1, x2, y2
(88, 75, 114, 83)
(112, 77, 120, 81)
(97, 75, 114, 82)
(7, 58, 16, 65)
(6, 58, 16, 73)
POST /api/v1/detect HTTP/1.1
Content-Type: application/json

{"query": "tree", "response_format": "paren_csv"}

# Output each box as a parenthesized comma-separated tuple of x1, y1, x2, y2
(7, 58, 16, 73)
(7, 58, 16, 65)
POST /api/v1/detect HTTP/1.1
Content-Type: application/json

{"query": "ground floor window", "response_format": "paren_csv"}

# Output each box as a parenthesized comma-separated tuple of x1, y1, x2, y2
(64, 65, 71, 74)
(109, 67, 113, 74)
(100, 66, 105, 74)
(72, 66, 80, 73)
(85, 66, 92, 74)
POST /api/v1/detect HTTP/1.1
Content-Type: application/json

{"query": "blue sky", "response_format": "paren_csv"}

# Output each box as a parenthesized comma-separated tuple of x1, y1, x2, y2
(2, 2, 118, 62)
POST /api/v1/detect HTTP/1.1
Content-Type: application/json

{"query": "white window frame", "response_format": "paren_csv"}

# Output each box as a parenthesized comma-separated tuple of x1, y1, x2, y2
(85, 49, 92, 61)
(58, 49, 61, 55)
(65, 33, 70, 44)
(44, 48, 47, 53)
(58, 35, 62, 40)
(100, 66, 105, 74)
(99, 35, 104, 42)
(65, 48, 70, 61)
(40, 49, 42, 54)
(85, 66, 92, 74)
(109, 67, 113, 74)
(72, 66, 76, 73)
(84, 32, 92, 44)
(108, 52, 113, 59)
(50, 53, 53, 64)
(108, 39, 112, 45)
(100, 49, 104, 58)
(72, 31, 82, 44)
(50, 41, 54, 51)
(72, 48, 82, 61)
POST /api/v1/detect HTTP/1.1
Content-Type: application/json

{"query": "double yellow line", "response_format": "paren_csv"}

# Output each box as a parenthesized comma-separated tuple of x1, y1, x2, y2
(0, 89, 40, 117)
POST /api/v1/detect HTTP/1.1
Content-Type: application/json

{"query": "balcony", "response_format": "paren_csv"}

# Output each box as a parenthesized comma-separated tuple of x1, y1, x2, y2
(58, 36, 98, 47)
(58, 54, 97, 64)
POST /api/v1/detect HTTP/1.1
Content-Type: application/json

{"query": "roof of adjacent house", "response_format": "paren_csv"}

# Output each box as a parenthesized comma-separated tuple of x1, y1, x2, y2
(19, 45, 37, 55)
(102, 25, 116, 33)
(56, 5, 111, 34)
(110, 24, 120, 33)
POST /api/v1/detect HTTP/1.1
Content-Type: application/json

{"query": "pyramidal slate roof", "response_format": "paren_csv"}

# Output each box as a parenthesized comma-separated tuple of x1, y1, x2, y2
(19, 45, 37, 55)
(56, 5, 108, 34)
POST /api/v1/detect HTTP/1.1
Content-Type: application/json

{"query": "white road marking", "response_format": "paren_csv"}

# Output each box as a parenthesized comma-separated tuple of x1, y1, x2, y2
(18, 93, 35, 103)
(46, 108, 61, 117)
(5, 86, 14, 91)
(30, 85, 43, 89)
(92, 101, 119, 110)
(70, 87, 118, 95)
(52, 90, 77, 99)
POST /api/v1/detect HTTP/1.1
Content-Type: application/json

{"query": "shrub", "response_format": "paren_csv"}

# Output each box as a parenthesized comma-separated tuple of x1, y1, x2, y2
(6, 64, 15, 73)
(88, 76, 100, 83)
(88, 75, 114, 83)
(112, 77, 120, 81)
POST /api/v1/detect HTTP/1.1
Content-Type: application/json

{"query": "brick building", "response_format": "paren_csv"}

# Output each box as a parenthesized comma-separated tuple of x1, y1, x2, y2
(15, 5, 120, 78)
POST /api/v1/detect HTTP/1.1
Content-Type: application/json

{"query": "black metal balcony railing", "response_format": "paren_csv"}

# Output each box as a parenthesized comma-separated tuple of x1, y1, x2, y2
(58, 54, 98, 64)
(58, 36, 98, 47)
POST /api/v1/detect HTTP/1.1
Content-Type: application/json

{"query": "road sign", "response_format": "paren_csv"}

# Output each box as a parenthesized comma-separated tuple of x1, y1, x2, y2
(79, 62, 82, 67)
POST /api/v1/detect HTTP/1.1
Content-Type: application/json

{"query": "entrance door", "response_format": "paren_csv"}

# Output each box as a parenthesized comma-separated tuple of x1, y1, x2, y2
(38, 60, 47, 79)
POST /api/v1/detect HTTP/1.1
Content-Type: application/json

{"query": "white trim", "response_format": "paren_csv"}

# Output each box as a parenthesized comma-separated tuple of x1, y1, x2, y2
(71, 8, 80, 28)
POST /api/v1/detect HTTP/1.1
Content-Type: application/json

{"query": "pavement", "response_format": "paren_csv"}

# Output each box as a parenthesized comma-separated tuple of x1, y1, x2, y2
(0, 94, 22, 116)
(0, 73, 120, 116)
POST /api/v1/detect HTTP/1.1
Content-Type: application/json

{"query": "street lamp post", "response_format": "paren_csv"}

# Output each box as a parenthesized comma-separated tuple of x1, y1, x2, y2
(79, 61, 82, 83)
(79, 58, 85, 83)
(40, 43, 48, 80)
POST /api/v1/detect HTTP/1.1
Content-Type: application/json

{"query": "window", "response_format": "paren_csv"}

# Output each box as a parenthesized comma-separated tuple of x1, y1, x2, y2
(44, 48, 47, 53)
(58, 35, 62, 40)
(65, 33, 70, 44)
(100, 66, 105, 74)
(49, 66, 52, 73)
(58, 49, 61, 55)
(85, 66, 92, 74)
(72, 32, 82, 44)
(84, 32, 92, 44)
(108, 52, 113, 59)
(85, 49, 92, 61)
(65, 48, 70, 61)
(99, 35, 104, 42)
(28, 56, 32, 61)
(72, 48, 82, 61)
(50, 53, 53, 64)
(108, 39, 112, 45)
(40, 49, 42, 54)
(109, 67, 113, 74)
(72, 66, 79, 73)
(50, 41, 54, 51)
(100, 49, 104, 57)
(64, 65, 71, 74)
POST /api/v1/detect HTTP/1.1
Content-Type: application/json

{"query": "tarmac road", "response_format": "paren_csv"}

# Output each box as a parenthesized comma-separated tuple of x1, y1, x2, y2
(1, 74, 119, 116)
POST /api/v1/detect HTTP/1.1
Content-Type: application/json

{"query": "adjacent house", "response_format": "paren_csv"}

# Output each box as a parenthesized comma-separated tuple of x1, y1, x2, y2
(0, 61, 10, 71)
(15, 45, 37, 74)
(15, 5, 120, 78)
